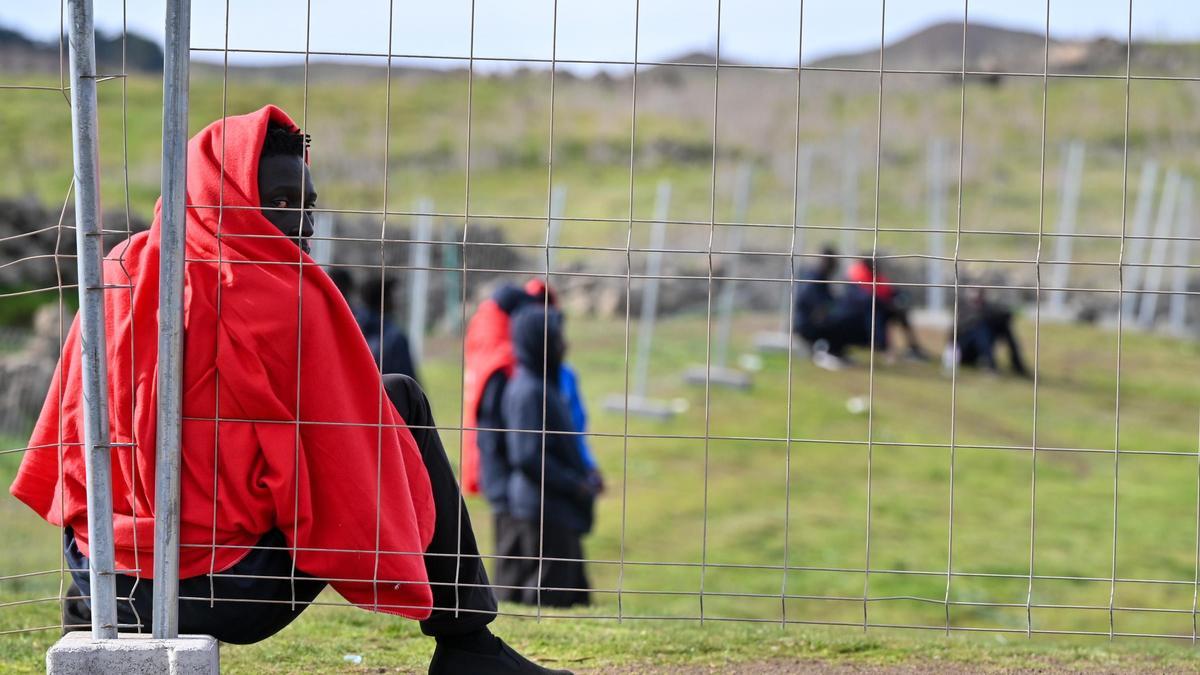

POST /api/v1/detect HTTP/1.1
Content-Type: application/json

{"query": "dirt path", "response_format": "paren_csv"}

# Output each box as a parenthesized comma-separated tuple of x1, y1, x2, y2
(580, 659, 1151, 674)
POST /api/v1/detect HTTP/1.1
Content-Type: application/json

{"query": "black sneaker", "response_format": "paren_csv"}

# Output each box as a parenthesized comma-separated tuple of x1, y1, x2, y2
(429, 637, 574, 675)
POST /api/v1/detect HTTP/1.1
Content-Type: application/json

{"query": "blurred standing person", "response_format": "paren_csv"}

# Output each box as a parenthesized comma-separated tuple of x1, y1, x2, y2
(501, 306, 595, 607)
(461, 284, 535, 596)
(524, 279, 604, 494)
(359, 275, 420, 382)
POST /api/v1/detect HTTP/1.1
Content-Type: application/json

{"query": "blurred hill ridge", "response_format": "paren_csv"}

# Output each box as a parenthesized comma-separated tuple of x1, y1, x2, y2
(2, 20, 1198, 78)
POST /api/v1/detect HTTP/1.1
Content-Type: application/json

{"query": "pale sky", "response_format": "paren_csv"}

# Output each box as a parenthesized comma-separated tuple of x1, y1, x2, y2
(2, 0, 1196, 71)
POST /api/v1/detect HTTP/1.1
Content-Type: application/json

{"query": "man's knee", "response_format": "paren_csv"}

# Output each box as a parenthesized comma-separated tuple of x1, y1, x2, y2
(383, 373, 421, 415)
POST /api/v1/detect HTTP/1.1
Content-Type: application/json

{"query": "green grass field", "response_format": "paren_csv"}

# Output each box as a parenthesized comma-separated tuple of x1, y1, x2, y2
(4, 312, 1200, 672)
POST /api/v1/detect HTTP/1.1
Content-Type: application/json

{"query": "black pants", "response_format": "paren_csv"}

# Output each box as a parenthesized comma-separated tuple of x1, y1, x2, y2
(960, 316, 1028, 375)
(64, 374, 497, 643)
(797, 312, 870, 358)
(493, 516, 590, 609)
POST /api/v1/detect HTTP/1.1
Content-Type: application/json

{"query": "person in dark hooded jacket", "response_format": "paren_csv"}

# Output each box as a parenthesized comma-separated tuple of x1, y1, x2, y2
(358, 275, 421, 382)
(500, 306, 595, 607)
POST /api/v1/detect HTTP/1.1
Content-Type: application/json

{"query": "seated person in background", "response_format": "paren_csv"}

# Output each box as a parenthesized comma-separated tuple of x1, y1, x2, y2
(358, 275, 420, 382)
(461, 283, 535, 599)
(792, 246, 868, 370)
(12, 106, 567, 675)
(948, 287, 1029, 377)
(845, 257, 930, 362)
(524, 279, 604, 495)
(501, 306, 596, 608)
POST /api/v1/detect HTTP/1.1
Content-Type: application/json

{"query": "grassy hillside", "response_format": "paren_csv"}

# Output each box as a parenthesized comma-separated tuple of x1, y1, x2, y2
(2, 62, 1198, 279)
(3, 313, 1200, 671)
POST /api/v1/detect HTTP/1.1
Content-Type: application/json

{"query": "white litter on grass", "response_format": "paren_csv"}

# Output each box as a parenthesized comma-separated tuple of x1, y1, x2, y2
(737, 353, 764, 372)
(670, 398, 690, 414)
(845, 396, 869, 415)
(343, 654, 363, 665)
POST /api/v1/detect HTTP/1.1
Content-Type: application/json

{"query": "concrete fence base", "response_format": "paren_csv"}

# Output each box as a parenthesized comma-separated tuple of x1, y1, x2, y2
(47, 632, 218, 675)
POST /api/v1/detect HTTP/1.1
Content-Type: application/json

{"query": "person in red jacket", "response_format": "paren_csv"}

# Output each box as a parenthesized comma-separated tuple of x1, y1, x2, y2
(11, 106, 567, 675)
(460, 283, 533, 599)
(845, 257, 930, 361)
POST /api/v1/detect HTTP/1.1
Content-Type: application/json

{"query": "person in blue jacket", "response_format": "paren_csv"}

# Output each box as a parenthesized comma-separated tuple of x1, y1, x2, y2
(500, 305, 596, 607)
(524, 279, 604, 494)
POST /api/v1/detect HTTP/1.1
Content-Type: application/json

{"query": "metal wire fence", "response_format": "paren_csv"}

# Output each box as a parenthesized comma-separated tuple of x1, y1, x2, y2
(3, 0, 1200, 658)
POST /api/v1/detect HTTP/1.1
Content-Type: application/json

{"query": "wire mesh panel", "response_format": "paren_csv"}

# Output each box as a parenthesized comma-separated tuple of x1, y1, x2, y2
(4, 0, 1200, 668)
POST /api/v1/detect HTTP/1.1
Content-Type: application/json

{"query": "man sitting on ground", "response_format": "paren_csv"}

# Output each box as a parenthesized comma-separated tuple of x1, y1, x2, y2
(10, 105, 568, 675)
(792, 246, 867, 370)
(844, 257, 930, 362)
(947, 287, 1029, 377)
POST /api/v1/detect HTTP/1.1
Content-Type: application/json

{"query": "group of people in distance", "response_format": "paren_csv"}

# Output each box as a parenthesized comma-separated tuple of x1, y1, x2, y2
(329, 270, 603, 608)
(462, 279, 602, 609)
(255, 236, 600, 637)
(792, 246, 1028, 376)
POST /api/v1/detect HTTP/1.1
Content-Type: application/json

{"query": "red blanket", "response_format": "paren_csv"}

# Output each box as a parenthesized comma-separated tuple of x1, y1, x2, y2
(460, 298, 516, 495)
(11, 105, 436, 618)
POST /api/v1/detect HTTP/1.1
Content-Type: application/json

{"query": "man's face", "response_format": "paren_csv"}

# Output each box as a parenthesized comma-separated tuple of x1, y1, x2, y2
(258, 153, 317, 254)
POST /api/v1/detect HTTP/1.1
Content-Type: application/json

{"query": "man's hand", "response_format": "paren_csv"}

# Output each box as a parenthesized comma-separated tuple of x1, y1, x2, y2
(586, 469, 605, 496)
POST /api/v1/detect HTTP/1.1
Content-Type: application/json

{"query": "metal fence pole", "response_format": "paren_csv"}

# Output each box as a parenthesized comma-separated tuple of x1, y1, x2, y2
(1120, 161, 1159, 321)
(65, 0, 118, 641)
(840, 132, 859, 256)
(309, 211, 335, 266)
(1047, 140, 1085, 315)
(632, 181, 670, 401)
(440, 222, 462, 335)
(547, 184, 567, 272)
(1136, 169, 1181, 328)
(1168, 180, 1194, 334)
(407, 199, 434, 363)
(926, 139, 946, 314)
(713, 165, 752, 369)
(779, 147, 812, 334)
(153, 0, 191, 640)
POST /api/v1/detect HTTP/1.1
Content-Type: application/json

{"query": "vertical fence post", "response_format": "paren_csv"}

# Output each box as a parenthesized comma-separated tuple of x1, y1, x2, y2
(309, 211, 335, 266)
(547, 184, 567, 273)
(840, 132, 859, 256)
(926, 139, 946, 314)
(440, 222, 462, 335)
(1136, 169, 1181, 328)
(1120, 161, 1159, 321)
(66, 0, 118, 640)
(1047, 140, 1085, 316)
(782, 147, 812, 333)
(1168, 180, 1194, 334)
(154, 0, 191, 640)
(712, 165, 752, 369)
(632, 181, 670, 402)
(407, 199, 434, 363)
